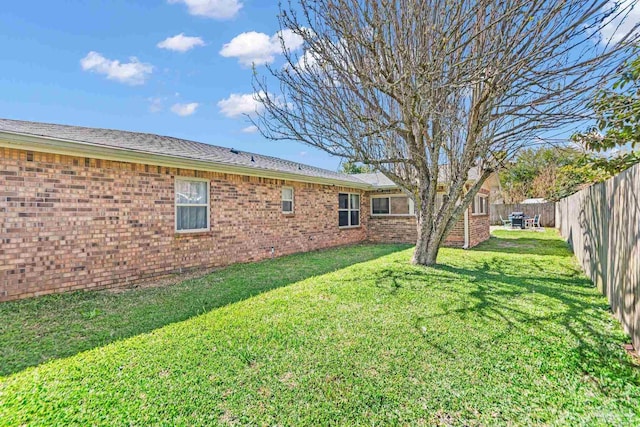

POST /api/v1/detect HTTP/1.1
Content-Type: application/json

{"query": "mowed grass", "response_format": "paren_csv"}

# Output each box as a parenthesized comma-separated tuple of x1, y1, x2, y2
(0, 244, 405, 377)
(1, 231, 639, 425)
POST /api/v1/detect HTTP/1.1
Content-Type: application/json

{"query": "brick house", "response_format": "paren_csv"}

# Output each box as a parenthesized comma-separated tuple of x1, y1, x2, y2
(0, 119, 497, 301)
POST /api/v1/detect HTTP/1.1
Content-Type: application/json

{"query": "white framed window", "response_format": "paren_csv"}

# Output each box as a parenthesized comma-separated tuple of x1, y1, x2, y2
(175, 177, 210, 232)
(371, 194, 415, 216)
(472, 194, 488, 215)
(338, 193, 360, 227)
(282, 186, 294, 213)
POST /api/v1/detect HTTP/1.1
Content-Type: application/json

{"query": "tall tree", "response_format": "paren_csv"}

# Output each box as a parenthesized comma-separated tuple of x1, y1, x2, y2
(573, 54, 640, 175)
(254, 0, 639, 265)
(339, 160, 374, 174)
(500, 147, 604, 203)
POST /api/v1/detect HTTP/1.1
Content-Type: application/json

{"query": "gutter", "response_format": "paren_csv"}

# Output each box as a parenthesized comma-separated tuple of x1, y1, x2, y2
(0, 131, 372, 190)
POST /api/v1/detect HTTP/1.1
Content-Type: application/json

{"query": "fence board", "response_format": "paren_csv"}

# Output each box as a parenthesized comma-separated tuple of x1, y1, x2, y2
(556, 163, 639, 356)
(490, 202, 556, 227)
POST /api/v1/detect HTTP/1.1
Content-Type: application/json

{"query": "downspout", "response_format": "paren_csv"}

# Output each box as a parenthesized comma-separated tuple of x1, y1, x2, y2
(463, 208, 470, 249)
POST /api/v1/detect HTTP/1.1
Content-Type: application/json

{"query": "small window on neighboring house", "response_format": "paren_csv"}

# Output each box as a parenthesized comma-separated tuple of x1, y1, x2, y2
(472, 194, 488, 215)
(282, 187, 294, 213)
(175, 178, 210, 232)
(371, 195, 414, 216)
(338, 193, 360, 227)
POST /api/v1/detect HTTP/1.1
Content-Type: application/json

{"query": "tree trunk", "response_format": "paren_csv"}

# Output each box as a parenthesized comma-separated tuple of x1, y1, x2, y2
(411, 211, 443, 266)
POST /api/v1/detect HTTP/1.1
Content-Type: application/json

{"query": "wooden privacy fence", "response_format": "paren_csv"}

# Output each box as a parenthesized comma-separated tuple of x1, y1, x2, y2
(490, 202, 556, 227)
(556, 163, 639, 355)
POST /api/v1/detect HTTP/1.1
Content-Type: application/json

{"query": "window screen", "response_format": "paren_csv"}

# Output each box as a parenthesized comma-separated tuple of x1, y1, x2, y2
(371, 196, 414, 215)
(175, 179, 209, 231)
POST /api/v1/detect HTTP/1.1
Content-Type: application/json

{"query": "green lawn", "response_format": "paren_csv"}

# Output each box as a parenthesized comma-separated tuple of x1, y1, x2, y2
(1, 230, 639, 425)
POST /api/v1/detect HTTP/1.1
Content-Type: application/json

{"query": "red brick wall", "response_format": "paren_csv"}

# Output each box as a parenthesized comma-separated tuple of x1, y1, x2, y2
(366, 216, 417, 244)
(0, 148, 368, 301)
(366, 211, 467, 247)
(0, 148, 492, 301)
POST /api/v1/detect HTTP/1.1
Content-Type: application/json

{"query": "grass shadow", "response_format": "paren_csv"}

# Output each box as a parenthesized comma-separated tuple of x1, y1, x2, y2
(428, 263, 639, 392)
(473, 230, 573, 257)
(363, 230, 639, 412)
(0, 243, 410, 377)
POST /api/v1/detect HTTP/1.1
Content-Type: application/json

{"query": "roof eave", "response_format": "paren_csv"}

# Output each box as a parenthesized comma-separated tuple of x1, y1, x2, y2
(368, 179, 489, 191)
(368, 185, 401, 190)
(0, 130, 372, 190)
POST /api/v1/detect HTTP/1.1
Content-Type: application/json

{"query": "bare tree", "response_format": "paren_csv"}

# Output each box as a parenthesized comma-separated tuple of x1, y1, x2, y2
(253, 0, 639, 265)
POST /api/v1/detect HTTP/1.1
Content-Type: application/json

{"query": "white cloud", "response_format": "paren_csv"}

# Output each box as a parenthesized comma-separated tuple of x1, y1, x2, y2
(157, 33, 205, 52)
(170, 102, 200, 116)
(218, 92, 267, 118)
(80, 51, 153, 85)
(220, 32, 274, 66)
(299, 151, 308, 157)
(241, 125, 258, 133)
(168, 0, 242, 19)
(292, 37, 346, 74)
(277, 29, 305, 52)
(600, 0, 640, 44)
(220, 28, 305, 66)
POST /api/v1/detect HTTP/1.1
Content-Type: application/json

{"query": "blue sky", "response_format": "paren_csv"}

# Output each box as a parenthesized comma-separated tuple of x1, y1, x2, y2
(0, 1, 341, 170)
(0, 1, 636, 170)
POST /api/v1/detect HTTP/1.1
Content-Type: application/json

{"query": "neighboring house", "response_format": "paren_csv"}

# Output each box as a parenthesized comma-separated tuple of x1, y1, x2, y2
(0, 119, 497, 301)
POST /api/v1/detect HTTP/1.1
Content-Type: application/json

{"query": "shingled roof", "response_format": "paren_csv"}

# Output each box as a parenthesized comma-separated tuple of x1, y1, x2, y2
(351, 172, 398, 188)
(0, 118, 368, 187)
(354, 167, 487, 188)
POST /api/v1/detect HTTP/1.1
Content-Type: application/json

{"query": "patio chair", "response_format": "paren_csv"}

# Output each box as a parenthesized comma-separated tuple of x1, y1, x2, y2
(533, 214, 542, 229)
(500, 214, 512, 228)
(525, 216, 535, 228)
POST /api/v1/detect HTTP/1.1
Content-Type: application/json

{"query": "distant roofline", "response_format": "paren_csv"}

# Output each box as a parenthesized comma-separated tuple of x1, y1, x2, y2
(352, 169, 500, 190)
(0, 118, 374, 189)
(0, 119, 497, 191)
